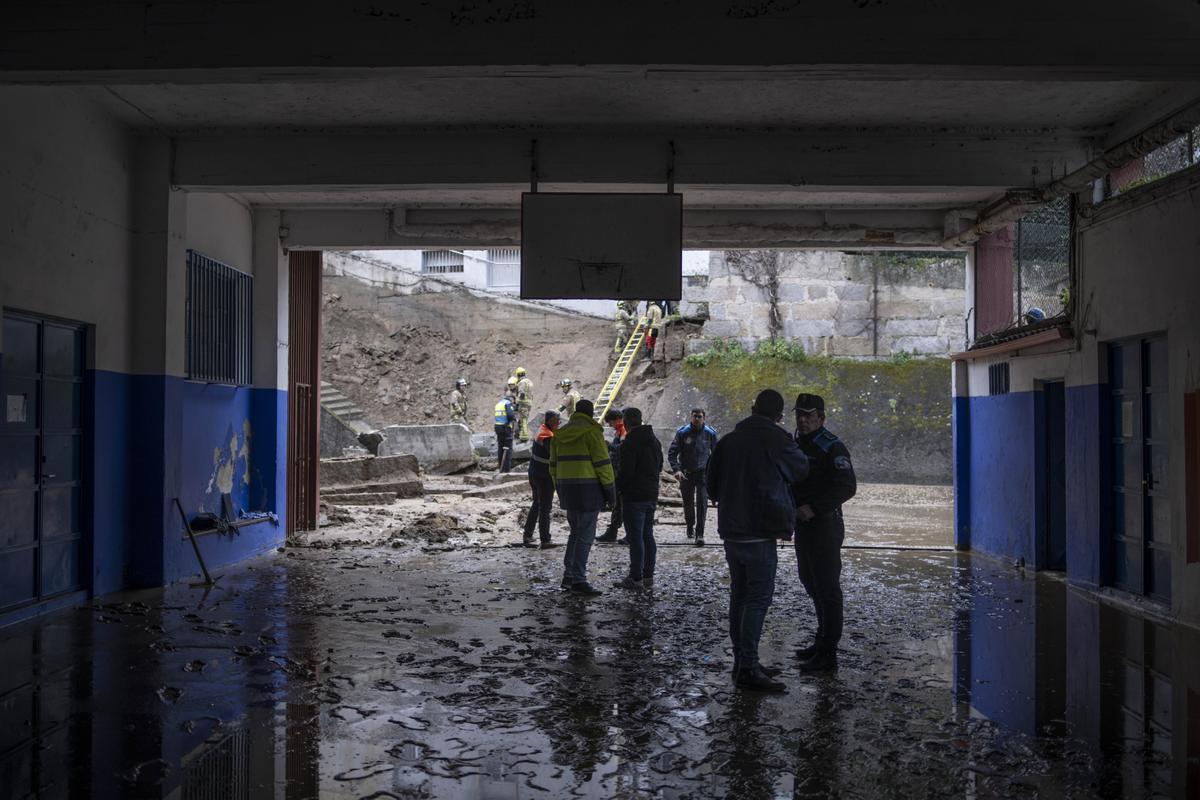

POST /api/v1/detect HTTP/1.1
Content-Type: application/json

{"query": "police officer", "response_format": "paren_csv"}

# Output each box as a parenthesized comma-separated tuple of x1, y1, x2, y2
(494, 390, 517, 473)
(668, 408, 718, 546)
(790, 392, 856, 672)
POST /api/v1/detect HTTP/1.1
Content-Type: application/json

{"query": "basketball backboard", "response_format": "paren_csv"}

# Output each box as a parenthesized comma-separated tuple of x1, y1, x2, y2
(520, 193, 682, 300)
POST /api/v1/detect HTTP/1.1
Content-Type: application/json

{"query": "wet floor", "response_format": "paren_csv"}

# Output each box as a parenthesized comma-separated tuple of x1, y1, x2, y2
(2, 542, 1197, 798)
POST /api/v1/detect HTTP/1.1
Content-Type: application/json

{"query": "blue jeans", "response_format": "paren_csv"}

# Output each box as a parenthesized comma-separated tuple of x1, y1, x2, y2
(622, 500, 657, 581)
(723, 540, 779, 669)
(562, 509, 600, 585)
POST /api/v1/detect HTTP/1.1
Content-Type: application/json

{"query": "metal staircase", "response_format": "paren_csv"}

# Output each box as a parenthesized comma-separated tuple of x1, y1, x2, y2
(593, 315, 647, 421)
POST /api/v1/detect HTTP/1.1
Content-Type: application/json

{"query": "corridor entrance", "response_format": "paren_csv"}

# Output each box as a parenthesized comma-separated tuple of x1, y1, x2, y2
(0, 311, 86, 616)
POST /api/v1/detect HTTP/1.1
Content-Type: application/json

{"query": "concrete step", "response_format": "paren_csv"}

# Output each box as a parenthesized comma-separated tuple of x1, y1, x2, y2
(321, 492, 397, 505)
(323, 480, 423, 498)
(462, 482, 531, 500)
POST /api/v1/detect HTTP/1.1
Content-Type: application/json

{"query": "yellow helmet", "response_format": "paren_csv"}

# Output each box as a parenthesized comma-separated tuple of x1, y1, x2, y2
(506, 376, 518, 386)
(515, 367, 527, 377)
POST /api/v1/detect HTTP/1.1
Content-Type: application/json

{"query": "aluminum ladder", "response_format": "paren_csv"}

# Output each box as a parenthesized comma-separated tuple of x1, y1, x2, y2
(594, 315, 648, 421)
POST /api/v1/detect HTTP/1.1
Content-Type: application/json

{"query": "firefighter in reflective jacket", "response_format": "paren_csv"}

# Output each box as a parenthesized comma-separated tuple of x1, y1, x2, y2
(494, 391, 517, 473)
(514, 367, 534, 442)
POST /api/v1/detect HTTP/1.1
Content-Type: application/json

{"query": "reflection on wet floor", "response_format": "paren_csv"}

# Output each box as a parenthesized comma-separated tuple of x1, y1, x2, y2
(1, 543, 1197, 798)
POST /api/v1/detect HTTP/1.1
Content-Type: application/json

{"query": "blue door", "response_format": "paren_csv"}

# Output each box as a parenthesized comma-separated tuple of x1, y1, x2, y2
(0, 312, 86, 614)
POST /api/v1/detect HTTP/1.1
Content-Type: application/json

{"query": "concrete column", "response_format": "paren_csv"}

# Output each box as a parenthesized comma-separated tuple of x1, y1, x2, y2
(952, 359, 971, 551)
(963, 246, 976, 347)
(251, 208, 289, 533)
(127, 136, 189, 587)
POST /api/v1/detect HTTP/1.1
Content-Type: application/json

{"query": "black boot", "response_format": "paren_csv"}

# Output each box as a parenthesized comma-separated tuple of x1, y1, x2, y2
(734, 665, 787, 693)
(795, 642, 821, 660)
(798, 649, 838, 673)
(732, 661, 782, 678)
(595, 530, 618, 543)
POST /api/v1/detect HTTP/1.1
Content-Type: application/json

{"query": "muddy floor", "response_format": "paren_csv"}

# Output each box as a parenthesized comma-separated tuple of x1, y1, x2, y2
(315, 477, 955, 552)
(4, 535, 1197, 798)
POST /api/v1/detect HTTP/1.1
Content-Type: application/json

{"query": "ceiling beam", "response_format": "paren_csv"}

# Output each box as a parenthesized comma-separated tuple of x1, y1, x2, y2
(174, 130, 1089, 194)
(277, 208, 947, 250)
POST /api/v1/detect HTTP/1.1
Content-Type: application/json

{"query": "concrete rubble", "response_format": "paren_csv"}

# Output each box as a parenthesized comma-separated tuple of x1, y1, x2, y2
(319, 453, 423, 505)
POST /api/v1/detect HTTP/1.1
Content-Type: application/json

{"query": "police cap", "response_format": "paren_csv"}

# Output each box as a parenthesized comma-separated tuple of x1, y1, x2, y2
(792, 393, 825, 414)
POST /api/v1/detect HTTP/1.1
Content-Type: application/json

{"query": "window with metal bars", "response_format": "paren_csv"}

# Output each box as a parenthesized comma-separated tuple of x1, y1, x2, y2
(421, 249, 464, 274)
(186, 250, 253, 386)
(487, 247, 520, 287)
(988, 362, 1010, 396)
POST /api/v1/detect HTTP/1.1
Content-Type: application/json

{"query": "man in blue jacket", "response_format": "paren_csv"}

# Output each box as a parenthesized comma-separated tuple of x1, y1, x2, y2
(668, 408, 718, 546)
(707, 389, 809, 693)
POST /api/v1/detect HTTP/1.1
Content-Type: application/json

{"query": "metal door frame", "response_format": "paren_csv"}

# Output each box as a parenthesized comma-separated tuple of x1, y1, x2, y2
(286, 252, 321, 536)
(0, 308, 90, 619)
(1107, 333, 1170, 601)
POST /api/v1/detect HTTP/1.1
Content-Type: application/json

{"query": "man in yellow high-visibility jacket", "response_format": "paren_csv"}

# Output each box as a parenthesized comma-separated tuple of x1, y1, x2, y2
(550, 398, 615, 596)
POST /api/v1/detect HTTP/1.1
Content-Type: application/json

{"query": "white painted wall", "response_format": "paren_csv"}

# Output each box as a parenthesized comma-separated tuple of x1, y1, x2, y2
(345, 249, 704, 318)
(186, 193, 254, 273)
(0, 87, 135, 373)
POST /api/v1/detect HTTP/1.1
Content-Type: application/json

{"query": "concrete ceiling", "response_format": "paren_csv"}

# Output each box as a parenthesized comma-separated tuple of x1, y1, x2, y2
(8, 0, 1200, 247)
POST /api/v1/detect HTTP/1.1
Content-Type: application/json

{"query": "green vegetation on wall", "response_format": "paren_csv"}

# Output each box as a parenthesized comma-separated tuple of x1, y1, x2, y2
(683, 339, 953, 483)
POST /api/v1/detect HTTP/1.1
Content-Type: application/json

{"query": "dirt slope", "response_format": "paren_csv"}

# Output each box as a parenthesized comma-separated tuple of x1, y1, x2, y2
(322, 274, 615, 431)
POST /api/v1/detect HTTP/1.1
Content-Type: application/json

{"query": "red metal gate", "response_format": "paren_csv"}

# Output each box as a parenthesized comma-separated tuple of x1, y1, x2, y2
(287, 251, 321, 535)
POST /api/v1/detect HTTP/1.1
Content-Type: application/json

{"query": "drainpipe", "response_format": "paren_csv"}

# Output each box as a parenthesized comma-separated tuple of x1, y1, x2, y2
(944, 98, 1200, 249)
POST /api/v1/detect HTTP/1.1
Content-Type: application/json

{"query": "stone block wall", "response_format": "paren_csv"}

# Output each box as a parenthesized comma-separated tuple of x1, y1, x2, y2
(693, 250, 966, 358)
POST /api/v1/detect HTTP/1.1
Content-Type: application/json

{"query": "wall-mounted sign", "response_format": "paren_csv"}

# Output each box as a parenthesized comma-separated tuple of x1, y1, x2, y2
(6, 394, 27, 423)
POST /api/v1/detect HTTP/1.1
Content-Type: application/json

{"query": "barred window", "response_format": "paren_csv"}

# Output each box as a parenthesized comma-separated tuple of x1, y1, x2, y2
(186, 250, 253, 386)
(989, 362, 1010, 396)
(1105, 125, 1199, 198)
(421, 250, 464, 274)
(487, 248, 520, 288)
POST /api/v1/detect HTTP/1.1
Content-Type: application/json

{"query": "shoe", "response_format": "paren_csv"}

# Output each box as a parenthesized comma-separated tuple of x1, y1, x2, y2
(560, 577, 573, 590)
(685, 530, 694, 540)
(522, 535, 537, 548)
(795, 642, 820, 660)
(570, 582, 603, 597)
(614, 576, 643, 591)
(732, 662, 783, 678)
(693, 538, 705, 547)
(540, 540, 558, 550)
(595, 532, 618, 543)
(798, 650, 838, 673)
(642, 576, 654, 588)
(616, 537, 628, 545)
(734, 666, 787, 693)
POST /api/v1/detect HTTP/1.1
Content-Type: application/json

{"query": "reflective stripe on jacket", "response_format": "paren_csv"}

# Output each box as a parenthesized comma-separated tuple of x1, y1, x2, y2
(549, 412, 615, 511)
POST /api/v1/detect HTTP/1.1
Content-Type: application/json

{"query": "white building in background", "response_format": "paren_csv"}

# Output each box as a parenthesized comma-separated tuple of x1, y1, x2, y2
(355, 249, 710, 317)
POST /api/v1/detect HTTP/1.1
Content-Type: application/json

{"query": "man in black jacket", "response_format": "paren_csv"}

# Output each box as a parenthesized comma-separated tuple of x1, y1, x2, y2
(596, 408, 626, 543)
(707, 389, 809, 692)
(792, 393, 859, 671)
(668, 408, 718, 546)
(522, 410, 560, 549)
(791, 393, 857, 672)
(614, 407, 663, 589)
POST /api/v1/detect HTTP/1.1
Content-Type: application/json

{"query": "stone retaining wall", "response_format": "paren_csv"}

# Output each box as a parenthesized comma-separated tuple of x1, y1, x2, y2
(694, 251, 966, 358)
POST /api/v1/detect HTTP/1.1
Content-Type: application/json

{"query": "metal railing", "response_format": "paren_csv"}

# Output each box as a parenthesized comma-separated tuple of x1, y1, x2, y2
(186, 250, 253, 386)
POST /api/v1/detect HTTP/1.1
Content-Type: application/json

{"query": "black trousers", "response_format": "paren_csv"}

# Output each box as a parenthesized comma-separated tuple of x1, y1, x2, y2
(680, 470, 708, 537)
(794, 513, 844, 652)
(494, 425, 513, 472)
(603, 488, 624, 536)
(524, 474, 554, 542)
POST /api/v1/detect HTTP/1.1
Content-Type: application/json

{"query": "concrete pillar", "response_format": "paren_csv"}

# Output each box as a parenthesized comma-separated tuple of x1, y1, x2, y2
(127, 137, 189, 588)
(251, 208, 289, 531)
(952, 358, 971, 551)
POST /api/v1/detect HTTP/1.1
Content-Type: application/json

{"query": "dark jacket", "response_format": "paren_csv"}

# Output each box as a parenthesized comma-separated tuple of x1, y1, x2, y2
(792, 427, 857, 517)
(529, 424, 554, 479)
(668, 423, 718, 473)
(616, 424, 663, 502)
(607, 420, 627, 476)
(707, 414, 810, 540)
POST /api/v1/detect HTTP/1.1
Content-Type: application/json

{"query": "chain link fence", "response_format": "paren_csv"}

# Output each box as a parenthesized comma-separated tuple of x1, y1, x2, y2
(1107, 124, 1200, 197)
(1013, 195, 1071, 324)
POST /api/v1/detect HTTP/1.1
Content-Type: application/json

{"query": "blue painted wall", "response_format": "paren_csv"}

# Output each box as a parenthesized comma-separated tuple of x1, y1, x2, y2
(966, 392, 1037, 565)
(953, 395, 971, 549)
(85, 370, 286, 596)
